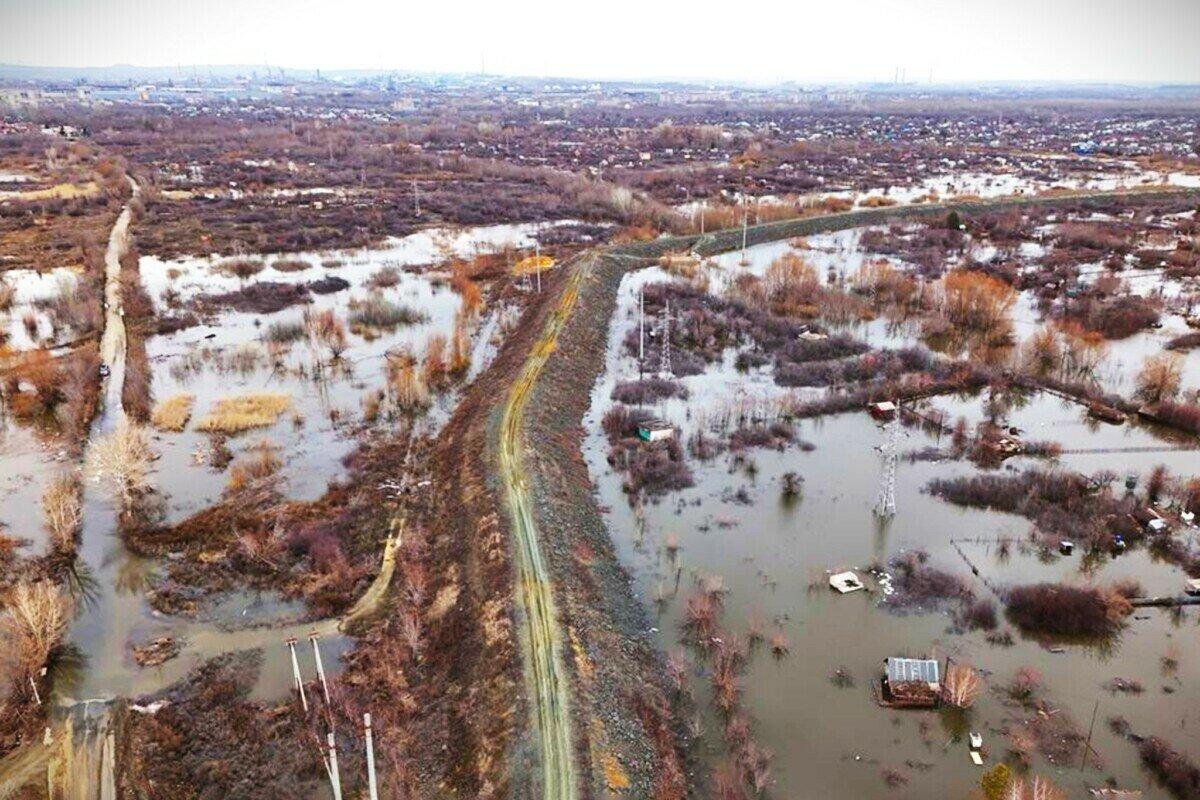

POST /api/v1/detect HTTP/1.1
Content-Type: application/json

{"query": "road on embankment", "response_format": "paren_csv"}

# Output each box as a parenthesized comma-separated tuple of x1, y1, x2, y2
(498, 255, 592, 800)
(493, 184, 1200, 800)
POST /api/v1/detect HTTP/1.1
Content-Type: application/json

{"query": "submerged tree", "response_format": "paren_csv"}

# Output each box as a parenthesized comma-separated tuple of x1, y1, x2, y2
(87, 419, 153, 508)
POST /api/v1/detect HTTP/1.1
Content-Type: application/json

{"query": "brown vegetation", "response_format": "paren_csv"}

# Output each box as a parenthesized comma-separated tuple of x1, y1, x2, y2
(87, 420, 153, 507)
(41, 472, 82, 554)
(151, 393, 195, 432)
(195, 393, 291, 434)
(1004, 582, 1135, 638)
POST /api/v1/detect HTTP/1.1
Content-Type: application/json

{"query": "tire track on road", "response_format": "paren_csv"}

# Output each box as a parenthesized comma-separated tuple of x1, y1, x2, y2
(498, 256, 591, 800)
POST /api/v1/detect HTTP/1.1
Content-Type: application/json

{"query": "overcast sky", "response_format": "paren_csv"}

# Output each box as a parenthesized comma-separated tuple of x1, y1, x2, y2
(2, 0, 1198, 84)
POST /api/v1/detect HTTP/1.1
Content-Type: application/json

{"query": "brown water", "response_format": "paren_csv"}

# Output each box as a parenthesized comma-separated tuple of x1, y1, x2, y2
(58, 222, 555, 705)
(583, 256, 1200, 798)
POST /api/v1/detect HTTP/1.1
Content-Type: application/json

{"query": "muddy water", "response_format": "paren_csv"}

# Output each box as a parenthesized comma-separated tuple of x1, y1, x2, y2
(55, 221, 560, 709)
(584, 263, 1200, 799)
(0, 419, 67, 554)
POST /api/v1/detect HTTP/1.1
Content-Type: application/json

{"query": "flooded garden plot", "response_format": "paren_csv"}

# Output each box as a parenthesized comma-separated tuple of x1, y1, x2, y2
(582, 244, 1200, 798)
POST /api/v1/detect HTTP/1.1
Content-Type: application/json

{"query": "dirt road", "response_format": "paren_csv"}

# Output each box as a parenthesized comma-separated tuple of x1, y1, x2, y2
(498, 257, 592, 800)
(97, 177, 138, 427)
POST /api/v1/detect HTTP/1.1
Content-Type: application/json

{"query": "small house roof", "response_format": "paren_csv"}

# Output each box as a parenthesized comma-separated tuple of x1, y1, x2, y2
(886, 657, 939, 685)
(638, 419, 674, 432)
(829, 571, 864, 593)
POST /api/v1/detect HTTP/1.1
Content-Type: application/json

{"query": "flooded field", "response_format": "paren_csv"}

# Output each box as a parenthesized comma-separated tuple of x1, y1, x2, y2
(584, 239, 1200, 798)
(2, 220, 564, 709)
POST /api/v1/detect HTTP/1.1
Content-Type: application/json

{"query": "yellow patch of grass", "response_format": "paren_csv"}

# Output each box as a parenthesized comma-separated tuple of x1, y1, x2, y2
(196, 393, 292, 434)
(151, 393, 196, 432)
(0, 181, 99, 202)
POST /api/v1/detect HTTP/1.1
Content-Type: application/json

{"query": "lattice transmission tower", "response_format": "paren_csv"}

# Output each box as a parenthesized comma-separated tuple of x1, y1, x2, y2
(875, 407, 900, 518)
(659, 301, 672, 378)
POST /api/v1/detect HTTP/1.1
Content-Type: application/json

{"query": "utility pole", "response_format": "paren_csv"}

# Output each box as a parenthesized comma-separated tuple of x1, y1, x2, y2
(286, 637, 308, 713)
(364, 713, 379, 800)
(310, 632, 331, 706)
(412, 179, 420, 216)
(535, 241, 541, 293)
(638, 286, 645, 366)
(325, 732, 344, 800)
(740, 209, 749, 265)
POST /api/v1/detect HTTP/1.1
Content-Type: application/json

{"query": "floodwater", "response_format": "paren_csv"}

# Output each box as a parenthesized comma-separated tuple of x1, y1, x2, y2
(583, 255, 1200, 798)
(1, 221, 561, 713)
(0, 266, 80, 351)
(677, 165, 1200, 218)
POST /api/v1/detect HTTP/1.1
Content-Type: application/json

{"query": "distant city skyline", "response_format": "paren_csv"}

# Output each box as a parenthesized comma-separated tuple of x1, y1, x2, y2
(2, 0, 1199, 85)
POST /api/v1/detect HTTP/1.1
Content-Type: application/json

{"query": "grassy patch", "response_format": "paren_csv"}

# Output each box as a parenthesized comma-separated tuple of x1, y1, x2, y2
(196, 393, 291, 434)
(348, 295, 429, 331)
(151, 393, 196, 432)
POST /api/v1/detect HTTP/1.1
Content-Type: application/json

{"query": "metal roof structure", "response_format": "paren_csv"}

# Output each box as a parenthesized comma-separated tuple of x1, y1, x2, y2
(885, 657, 940, 685)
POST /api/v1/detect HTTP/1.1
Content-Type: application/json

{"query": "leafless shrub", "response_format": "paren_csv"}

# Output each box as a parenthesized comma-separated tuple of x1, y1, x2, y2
(1137, 737, 1200, 800)
(41, 472, 82, 553)
(1004, 583, 1133, 637)
(386, 348, 430, 414)
(1136, 353, 1184, 404)
(303, 307, 348, 360)
(87, 419, 153, 507)
(941, 663, 983, 708)
(214, 257, 265, 281)
(1, 580, 73, 674)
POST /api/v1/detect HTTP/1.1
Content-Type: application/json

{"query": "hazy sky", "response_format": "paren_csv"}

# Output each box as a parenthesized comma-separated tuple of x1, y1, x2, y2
(2, 0, 1199, 84)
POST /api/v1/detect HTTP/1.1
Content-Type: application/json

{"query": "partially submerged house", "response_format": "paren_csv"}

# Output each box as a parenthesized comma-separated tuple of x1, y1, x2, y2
(1132, 507, 1170, 535)
(637, 419, 675, 443)
(879, 657, 941, 708)
(869, 401, 897, 421)
(829, 571, 865, 594)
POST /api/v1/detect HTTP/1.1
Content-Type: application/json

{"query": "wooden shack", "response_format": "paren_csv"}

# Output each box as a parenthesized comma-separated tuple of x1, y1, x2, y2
(879, 657, 940, 709)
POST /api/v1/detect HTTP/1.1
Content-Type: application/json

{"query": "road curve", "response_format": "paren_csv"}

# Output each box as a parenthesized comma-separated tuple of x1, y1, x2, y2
(498, 258, 591, 800)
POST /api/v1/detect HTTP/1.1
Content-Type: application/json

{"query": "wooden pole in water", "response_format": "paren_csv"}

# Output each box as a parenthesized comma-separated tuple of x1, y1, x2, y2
(286, 637, 308, 713)
(364, 713, 379, 800)
(1080, 699, 1099, 773)
(310, 633, 331, 706)
(740, 209, 748, 263)
(638, 287, 645, 367)
(327, 732, 344, 800)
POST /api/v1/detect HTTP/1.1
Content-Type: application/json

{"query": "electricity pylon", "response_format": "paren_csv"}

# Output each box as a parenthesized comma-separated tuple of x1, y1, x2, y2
(875, 408, 900, 518)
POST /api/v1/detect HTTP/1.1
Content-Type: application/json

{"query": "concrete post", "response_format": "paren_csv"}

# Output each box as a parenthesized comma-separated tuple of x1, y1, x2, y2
(286, 637, 308, 713)
(364, 713, 379, 800)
